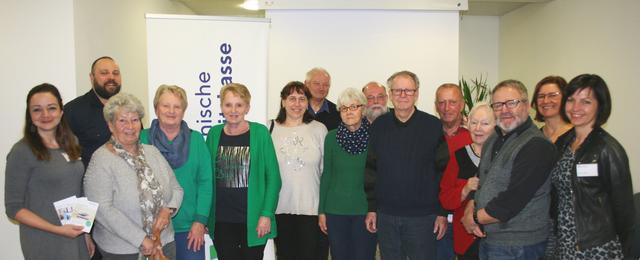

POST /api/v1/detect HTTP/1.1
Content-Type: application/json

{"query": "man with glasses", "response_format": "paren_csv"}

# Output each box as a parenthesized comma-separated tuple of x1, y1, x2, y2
(365, 70, 449, 259)
(461, 80, 556, 260)
(434, 83, 473, 260)
(305, 67, 340, 131)
(362, 81, 389, 123)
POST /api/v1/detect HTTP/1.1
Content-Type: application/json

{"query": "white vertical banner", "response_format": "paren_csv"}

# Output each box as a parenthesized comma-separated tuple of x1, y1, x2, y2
(145, 14, 273, 260)
(146, 14, 270, 137)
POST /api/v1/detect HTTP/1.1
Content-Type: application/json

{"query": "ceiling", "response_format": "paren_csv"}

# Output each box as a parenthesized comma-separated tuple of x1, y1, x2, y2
(175, 0, 551, 17)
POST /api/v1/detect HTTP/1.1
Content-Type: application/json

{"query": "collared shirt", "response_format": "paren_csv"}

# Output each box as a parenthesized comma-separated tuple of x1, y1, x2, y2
(64, 90, 111, 167)
(308, 99, 340, 131)
(309, 99, 330, 114)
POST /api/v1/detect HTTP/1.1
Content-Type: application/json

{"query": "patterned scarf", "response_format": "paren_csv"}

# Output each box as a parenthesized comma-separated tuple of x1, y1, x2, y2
(336, 118, 370, 155)
(148, 119, 191, 169)
(110, 138, 164, 236)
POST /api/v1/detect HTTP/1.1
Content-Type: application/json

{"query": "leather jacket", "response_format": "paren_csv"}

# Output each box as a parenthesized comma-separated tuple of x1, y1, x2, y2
(553, 127, 636, 256)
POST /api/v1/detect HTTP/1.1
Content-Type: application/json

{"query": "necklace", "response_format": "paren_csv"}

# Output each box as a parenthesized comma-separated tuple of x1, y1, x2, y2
(470, 143, 482, 157)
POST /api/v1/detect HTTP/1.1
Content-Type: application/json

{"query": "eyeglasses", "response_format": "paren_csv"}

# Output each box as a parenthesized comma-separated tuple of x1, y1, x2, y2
(536, 91, 561, 100)
(339, 104, 364, 112)
(390, 88, 418, 96)
(490, 99, 527, 110)
(366, 95, 387, 102)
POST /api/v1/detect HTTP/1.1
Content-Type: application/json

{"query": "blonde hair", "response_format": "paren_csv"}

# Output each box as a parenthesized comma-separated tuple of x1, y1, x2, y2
(153, 85, 188, 110)
(220, 83, 251, 105)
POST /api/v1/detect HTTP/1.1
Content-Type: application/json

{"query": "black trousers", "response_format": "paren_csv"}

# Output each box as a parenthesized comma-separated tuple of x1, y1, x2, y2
(275, 214, 322, 260)
(214, 222, 266, 260)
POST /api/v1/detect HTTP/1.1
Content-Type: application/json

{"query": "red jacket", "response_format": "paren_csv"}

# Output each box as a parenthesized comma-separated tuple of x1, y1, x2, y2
(440, 128, 475, 255)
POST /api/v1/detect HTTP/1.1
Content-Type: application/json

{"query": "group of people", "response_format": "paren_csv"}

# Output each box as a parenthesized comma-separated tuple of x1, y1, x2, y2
(4, 55, 637, 260)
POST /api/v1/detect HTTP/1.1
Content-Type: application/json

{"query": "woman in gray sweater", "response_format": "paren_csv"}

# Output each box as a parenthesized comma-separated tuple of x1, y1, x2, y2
(5, 83, 92, 260)
(84, 93, 183, 260)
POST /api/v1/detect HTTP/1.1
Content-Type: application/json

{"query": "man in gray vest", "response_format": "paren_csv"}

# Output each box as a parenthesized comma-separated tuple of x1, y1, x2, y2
(461, 79, 556, 259)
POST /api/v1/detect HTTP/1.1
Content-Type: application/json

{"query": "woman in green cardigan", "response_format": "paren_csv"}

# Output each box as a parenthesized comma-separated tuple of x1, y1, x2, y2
(140, 85, 213, 260)
(206, 83, 281, 260)
(318, 88, 377, 260)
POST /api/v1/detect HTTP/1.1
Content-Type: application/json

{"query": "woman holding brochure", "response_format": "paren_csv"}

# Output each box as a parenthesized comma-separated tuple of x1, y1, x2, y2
(4, 83, 93, 260)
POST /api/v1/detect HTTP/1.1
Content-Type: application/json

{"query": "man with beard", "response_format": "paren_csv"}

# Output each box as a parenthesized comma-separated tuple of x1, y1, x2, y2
(65, 56, 122, 167)
(461, 80, 556, 260)
(434, 83, 472, 260)
(362, 81, 389, 123)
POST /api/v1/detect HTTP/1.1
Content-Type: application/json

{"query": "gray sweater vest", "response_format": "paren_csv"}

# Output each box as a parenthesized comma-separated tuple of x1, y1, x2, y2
(475, 123, 550, 246)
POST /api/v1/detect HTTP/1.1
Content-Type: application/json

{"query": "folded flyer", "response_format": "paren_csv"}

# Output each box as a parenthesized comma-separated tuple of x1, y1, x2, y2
(53, 196, 99, 233)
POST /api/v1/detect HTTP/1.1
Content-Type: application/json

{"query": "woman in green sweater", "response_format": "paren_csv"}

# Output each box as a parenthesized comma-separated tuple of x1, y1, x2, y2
(206, 83, 281, 260)
(141, 85, 213, 260)
(318, 88, 377, 260)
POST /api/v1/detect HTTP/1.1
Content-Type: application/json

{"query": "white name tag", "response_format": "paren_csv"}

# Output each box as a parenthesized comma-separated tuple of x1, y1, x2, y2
(61, 152, 70, 162)
(577, 163, 598, 177)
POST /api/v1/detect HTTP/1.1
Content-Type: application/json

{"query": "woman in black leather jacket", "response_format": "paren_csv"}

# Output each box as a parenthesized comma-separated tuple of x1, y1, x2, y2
(550, 74, 636, 259)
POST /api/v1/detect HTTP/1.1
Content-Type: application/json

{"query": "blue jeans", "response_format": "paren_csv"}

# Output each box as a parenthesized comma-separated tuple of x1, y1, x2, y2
(436, 222, 455, 260)
(479, 240, 546, 260)
(175, 231, 205, 260)
(326, 214, 377, 260)
(377, 212, 437, 260)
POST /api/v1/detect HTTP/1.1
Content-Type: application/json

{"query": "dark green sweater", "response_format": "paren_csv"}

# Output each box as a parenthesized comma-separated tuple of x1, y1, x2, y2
(318, 130, 368, 215)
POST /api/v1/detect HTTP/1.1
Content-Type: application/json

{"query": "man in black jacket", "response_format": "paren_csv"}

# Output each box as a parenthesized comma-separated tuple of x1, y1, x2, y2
(304, 67, 340, 131)
(64, 56, 122, 168)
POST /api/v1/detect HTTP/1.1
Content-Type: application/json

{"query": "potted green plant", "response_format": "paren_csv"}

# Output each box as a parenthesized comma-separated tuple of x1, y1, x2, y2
(459, 75, 490, 117)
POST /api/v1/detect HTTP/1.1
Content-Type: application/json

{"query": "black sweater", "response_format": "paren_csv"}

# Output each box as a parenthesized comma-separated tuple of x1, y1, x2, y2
(365, 109, 448, 217)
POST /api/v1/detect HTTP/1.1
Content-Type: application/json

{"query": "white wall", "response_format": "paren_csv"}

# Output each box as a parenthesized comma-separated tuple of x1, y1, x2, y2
(459, 15, 499, 88)
(500, 0, 640, 192)
(1, 1, 194, 259)
(0, 1, 77, 259)
(266, 10, 460, 118)
(73, 0, 194, 125)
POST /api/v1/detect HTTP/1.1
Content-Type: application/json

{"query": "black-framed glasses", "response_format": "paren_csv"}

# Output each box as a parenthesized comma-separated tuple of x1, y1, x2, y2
(390, 88, 418, 96)
(491, 99, 527, 110)
(339, 104, 364, 112)
(536, 91, 561, 100)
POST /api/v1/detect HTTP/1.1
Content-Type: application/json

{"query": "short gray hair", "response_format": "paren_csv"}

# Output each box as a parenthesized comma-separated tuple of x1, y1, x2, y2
(337, 88, 367, 108)
(491, 79, 528, 102)
(103, 92, 145, 123)
(305, 67, 331, 82)
(387, 70, 420, 90)
(468, 101, 494, 124)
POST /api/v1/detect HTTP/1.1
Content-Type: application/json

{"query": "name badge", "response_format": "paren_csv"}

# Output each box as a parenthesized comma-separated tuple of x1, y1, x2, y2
(61, 152, 71, 162)
(577, 163, 598, 177)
